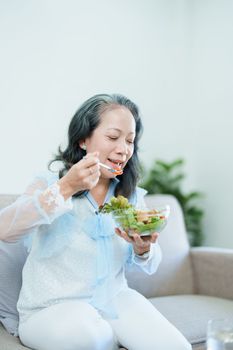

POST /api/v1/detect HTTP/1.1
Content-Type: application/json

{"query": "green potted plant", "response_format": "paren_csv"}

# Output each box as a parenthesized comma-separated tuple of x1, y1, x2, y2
(140, 159, 204, 246)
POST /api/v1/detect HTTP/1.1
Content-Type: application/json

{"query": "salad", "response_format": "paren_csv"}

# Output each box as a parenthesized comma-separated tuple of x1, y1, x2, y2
(99, 195, 169, 236)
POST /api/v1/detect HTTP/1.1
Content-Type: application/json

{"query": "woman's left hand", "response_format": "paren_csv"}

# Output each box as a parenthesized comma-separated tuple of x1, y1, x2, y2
(115, 228, 159, 255)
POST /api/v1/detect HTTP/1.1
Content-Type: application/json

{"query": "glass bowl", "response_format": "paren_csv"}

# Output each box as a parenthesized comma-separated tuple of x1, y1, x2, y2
(112, 205, 170, 237)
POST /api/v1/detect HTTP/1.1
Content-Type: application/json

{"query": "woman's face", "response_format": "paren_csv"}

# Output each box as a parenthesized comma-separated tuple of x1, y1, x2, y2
(84, 106, 136, 179)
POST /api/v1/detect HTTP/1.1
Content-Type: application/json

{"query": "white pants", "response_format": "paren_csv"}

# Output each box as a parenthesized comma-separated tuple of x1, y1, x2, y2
(19, 288, 191, 350)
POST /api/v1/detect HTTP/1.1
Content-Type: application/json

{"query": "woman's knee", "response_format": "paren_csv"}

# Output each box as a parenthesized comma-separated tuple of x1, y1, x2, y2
(19, 302, 117, 350)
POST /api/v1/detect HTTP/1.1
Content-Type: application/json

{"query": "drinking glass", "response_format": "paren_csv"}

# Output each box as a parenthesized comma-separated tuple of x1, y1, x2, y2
(207, 318, 233, 350)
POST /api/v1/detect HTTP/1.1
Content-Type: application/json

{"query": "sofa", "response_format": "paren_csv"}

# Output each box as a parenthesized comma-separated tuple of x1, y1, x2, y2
(1, 193, 233, 350)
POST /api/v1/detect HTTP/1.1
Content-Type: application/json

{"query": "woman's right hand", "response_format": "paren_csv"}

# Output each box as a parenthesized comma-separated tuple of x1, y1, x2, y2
(58, 152, 101, 200)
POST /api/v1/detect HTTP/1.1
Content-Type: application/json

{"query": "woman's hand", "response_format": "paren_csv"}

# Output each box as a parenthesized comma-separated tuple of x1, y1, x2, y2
(115, 227, 159, 255)
(58, 152, 101, 200)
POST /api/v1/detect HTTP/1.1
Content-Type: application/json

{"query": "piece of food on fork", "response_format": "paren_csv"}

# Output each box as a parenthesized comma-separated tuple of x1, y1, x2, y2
(99, 162, 123, 175)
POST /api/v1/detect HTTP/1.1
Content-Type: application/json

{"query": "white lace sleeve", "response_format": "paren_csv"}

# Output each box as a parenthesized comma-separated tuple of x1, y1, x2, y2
(0, 176, 73, 242)
(40, 182, 73, 216)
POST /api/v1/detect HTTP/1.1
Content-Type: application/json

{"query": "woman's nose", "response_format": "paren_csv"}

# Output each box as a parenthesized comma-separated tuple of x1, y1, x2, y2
(115, 141, 128, 154)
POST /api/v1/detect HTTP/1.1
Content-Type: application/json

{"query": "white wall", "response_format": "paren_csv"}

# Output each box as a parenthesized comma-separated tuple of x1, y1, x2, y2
(188, 0, 233, 247)
(0, 0, 232, 248)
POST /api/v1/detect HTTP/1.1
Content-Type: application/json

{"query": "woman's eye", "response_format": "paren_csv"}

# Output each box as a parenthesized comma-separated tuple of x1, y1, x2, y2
(127, 140, 134, 144)
(108, 136, 118, 140)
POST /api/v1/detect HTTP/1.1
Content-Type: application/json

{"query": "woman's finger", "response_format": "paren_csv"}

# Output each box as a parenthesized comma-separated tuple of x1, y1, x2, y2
(115, 228, 133, 243)
(86, 164, 100, 177)
(82, 153, 99, 167)
(150, 232, 159, 243)
(133, 234, 146, 245)
(138, 233, 159, 244)
(140, 235, 153, 243)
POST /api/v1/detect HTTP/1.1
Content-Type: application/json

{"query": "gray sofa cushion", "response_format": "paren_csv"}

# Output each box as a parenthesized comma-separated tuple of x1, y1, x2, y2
(0, 323, 29, 349)
(0, 240, 28, 335)
(150, 294, 233, 345)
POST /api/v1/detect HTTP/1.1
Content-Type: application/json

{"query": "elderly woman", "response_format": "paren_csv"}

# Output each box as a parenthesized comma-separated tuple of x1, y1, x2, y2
(0, 94, 191, 350)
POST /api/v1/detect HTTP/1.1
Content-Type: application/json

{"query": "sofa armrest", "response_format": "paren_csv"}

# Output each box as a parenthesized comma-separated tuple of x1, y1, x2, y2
(191, 247, 233, 299)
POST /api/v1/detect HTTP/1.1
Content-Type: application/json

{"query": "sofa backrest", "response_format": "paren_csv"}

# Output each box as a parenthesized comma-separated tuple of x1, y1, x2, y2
(126, 194, 195, 297)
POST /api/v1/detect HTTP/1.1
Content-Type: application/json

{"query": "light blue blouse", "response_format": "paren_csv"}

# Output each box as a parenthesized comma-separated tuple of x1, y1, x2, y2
(15, 171, 162, 321)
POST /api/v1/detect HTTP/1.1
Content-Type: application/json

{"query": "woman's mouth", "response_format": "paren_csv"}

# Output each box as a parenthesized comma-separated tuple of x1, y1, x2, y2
(107, 158, 124, 168)
(107, 158, 124, 175)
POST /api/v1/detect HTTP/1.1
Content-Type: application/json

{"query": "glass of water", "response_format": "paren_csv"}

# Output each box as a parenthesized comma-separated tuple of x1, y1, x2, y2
(207, 318, 233, 350)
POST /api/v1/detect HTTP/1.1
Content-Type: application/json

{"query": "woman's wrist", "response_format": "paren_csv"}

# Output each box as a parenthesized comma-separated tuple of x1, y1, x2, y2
(133, 246, 150, 256)
(57, 178, 75, 200)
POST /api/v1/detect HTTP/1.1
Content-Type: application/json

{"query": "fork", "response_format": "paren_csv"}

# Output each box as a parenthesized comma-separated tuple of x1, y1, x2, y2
(99, 162, 117, 173)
